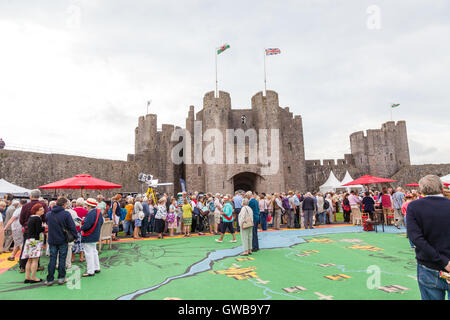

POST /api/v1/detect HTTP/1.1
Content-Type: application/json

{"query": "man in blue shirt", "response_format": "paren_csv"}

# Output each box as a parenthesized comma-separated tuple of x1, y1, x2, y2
(141, 197, 150, 237)
(247, 191, 260, 252)
(233, 192, 243, 232)
(392, 187, 405, 229)
(407, 175, 450, 300)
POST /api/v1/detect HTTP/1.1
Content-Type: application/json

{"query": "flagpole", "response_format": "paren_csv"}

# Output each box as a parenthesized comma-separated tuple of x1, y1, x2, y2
(215, 48, 218, 98)
(264, 49, 267, 95)
(390, 105, 393, 121)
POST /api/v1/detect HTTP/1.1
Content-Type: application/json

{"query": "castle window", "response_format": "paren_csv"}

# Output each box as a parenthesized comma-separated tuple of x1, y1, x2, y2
(288, 142, 292, 151)
(288, 166, 291, 173)
(198, 167, 202, 176)
(390, 153, 393, 161)
(245, 156, 248, 164)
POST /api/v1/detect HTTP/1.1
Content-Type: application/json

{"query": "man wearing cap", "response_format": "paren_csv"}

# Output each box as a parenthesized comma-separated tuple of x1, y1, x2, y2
(81, 198, 104, 277)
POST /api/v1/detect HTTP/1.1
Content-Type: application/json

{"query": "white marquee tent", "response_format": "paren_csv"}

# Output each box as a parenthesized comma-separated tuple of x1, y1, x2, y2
(440, 174, 450, 184)
(319, 171, 342, 193)
(0, 179, 32, 197)
(338, 171, 365, 192)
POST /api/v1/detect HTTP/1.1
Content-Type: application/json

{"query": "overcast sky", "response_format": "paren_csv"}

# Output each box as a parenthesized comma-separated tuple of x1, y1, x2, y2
(1, 0, 449, 165)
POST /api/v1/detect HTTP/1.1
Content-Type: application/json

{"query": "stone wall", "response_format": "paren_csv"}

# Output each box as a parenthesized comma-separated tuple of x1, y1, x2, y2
(0, 149, 142, 198)
(305, 159, 362, 192)
(390, 164, 450, 187)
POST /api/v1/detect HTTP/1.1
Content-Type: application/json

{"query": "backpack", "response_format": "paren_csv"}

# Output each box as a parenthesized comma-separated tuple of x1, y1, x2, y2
(323, 199, 330, 210)
(282, 197, 290, 210)
(114, 201, 121, 217)
(209, 201, 215, 212)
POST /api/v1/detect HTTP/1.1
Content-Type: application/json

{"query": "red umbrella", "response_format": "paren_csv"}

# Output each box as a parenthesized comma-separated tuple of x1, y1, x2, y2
(404, 183, 419, 187)
(342, 175, 397, 186)
(39, 174, 122, 195)
(445, 183, 450, 187)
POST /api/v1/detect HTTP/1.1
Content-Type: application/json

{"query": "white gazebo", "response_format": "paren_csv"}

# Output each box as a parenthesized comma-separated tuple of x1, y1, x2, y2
(338, 171, 365, 192)
(0, 179, 32, 197)
(319, 171, 342, 193)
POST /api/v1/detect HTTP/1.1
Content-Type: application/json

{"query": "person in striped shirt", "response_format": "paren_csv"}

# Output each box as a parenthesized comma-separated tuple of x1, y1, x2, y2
(215, 196, 237, 243)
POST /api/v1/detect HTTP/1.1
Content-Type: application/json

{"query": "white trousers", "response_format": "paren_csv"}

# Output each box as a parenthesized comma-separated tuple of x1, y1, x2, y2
(83, 242, 100, 275)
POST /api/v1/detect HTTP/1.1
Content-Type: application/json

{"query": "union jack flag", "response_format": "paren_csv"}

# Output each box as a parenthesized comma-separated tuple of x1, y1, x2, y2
(265, 48, 281, 55)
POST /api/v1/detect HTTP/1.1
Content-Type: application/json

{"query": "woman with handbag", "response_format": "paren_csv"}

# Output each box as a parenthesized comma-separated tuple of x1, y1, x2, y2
(72, 198, 87, 262)
(23, 203, 46, 283)
(342, 193, 351, 223)
(238, 198, 254, 256)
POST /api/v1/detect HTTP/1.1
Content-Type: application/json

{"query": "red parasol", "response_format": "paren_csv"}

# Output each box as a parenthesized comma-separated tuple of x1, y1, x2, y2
(404, 183, 419, 187)
(342, 175, 397, 186)
(444, 182, 450, 187)
(39, 174, 122, 191)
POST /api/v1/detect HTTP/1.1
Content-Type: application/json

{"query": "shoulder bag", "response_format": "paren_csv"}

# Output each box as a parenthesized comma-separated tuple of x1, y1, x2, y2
(241, 207, 254, 229)
(55, 214, 76, 243)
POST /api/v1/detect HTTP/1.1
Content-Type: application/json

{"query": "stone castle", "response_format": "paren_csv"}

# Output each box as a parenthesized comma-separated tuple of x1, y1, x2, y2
(2, 90, 447, 197)
(127, 90, 411, 194)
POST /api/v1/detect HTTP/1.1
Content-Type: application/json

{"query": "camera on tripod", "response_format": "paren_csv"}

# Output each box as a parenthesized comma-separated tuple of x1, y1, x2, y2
(138, 173, 158, 188)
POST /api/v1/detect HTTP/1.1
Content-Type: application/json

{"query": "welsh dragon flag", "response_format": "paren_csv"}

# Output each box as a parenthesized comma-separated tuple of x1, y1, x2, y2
(217, 44, 230, 55)
(391, 103, 400, 108)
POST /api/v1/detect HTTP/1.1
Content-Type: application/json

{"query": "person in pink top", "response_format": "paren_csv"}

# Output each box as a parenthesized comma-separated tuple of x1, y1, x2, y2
(381, 187, 393, 224)
(348, 191, 362, 225)
(402, 194, 416, 248)
(72, 198, 88, 262)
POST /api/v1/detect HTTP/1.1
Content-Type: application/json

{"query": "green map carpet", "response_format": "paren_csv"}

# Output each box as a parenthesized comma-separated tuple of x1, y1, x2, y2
(0, 226, 420, 300)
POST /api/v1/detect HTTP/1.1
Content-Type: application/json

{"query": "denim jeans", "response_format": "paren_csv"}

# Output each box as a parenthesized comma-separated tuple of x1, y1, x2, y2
(123, 220, 134, 235)
(417, 264, 450, 300)
(47, 243, 68, 282)
(260, 211, 268, 231)
(319, 211, 326, 225)
(234, 208, 241, 232)
(252, 217, 260, 250)
(148, 214, 155, 233)
(141, 215, 149, 237)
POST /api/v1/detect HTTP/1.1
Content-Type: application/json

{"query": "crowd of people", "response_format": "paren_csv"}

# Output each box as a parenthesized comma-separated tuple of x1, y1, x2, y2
(0, 174, 449, 299)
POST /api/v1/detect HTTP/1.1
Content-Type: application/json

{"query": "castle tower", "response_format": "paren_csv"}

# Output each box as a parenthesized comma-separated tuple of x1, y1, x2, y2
(350, 121, 411, 177)
(199, 91, 232, 193)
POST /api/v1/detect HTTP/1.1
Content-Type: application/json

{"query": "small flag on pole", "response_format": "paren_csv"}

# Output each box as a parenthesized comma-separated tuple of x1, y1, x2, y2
(217, 44, 230, 55)
(391, 103, 400, 108)
(265, 48, 281, 55)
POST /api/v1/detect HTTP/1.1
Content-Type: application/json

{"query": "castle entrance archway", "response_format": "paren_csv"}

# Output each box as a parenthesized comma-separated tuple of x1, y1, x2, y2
(232, 172, 259, 193)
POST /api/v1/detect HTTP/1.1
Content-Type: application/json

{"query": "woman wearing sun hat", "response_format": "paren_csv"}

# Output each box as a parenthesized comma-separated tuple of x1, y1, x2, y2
(81, 198, 103, 277)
